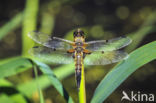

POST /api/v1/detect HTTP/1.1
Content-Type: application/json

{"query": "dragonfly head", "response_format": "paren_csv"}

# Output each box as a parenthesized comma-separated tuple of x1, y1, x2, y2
(73, 28, 85, 38)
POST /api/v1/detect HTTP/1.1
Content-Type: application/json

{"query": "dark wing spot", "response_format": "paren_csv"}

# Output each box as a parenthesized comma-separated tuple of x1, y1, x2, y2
(53, 48, 56, 51)
(52, 37, 56, 39)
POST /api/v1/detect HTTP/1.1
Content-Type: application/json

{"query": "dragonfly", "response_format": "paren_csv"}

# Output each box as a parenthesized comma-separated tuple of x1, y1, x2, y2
(28, 28, 132, 89)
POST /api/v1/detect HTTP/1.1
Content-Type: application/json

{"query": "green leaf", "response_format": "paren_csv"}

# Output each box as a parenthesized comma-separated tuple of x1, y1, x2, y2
(17, 63, 74, 97)
(0, 56, 74, 102)
(91, 41, 156, 103)
(34, 60, 74, 103)
(0, 57, 32, 78)
(0, 80, 27, 103)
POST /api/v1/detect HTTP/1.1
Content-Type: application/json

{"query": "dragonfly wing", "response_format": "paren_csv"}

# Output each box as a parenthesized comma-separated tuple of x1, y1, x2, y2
(86, 37, 132, 52)
(29, 46, 74, 64)
(84, 50, 128, 65)
(28, 31, 73, 50)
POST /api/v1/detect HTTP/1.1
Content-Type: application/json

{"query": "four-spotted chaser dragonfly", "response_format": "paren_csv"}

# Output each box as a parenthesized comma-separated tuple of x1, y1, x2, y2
(28, 29, 132, 89)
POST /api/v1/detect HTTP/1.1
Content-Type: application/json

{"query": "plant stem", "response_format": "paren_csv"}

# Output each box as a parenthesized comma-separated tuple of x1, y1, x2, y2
(78, 63, 86, 103)
(33, 63, 44, 103)
(22, 0, 39, 56)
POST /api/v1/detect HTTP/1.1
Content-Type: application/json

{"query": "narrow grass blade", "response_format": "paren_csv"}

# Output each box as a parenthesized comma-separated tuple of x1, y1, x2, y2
(40, 13, 55, 34)
(78, 63, 86, 103)
(33, 64, 44, 103)
(0, 13, 23, 40)
(91, 41, 156, 103)
(17, 63, 74, 98)
(34, 60, 74, 103)
(126, 11, 156, 51)
(127, 26, 156, 51)
(22, 0, 39, 56)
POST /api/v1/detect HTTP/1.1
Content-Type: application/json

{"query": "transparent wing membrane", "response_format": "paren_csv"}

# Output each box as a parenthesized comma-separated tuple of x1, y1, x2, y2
(86, 37, 132, 52)
(84, 50, 128, 65)
(28, 31, 131, 65)
(29, 46, 74, 64)
(28, 31, 73, 51)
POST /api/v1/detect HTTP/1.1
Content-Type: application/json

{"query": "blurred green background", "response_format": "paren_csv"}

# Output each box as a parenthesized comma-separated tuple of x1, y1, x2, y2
(0, 0, 156, 103)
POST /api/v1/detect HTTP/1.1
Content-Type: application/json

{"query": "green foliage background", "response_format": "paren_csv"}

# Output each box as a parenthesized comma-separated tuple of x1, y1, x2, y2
(0, 0, 156, 103)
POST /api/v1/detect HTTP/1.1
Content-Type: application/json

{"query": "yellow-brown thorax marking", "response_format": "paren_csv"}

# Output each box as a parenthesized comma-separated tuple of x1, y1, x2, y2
(67, 28, 91, 88)
(74, 36, 85, 71)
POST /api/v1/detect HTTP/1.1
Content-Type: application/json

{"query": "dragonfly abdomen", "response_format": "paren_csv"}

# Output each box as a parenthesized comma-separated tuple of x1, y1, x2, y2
(75, 52, 83, 89)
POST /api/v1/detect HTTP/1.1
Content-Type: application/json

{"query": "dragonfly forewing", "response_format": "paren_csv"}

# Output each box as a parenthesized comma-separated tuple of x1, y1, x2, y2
(84, 50, 128, 65)
(86, 36, 132, 52)
(28, 31, 73, 51)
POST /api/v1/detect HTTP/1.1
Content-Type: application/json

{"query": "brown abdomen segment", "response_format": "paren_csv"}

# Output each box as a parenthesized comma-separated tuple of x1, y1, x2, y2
(75, 66, 81, 89)
(75, 54, 82, 90)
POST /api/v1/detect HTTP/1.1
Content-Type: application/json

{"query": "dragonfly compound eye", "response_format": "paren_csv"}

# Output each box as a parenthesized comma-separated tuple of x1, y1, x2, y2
(73, 31, 78, 37)
(79, 31, 85, 37)
(73, 29, 85, 37)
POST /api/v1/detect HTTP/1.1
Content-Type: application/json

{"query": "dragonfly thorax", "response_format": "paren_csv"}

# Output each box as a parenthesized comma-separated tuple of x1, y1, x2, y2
(75, 47, 83, 53)
(75, 42, 83, 46)
(74, 37, 85, 42)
